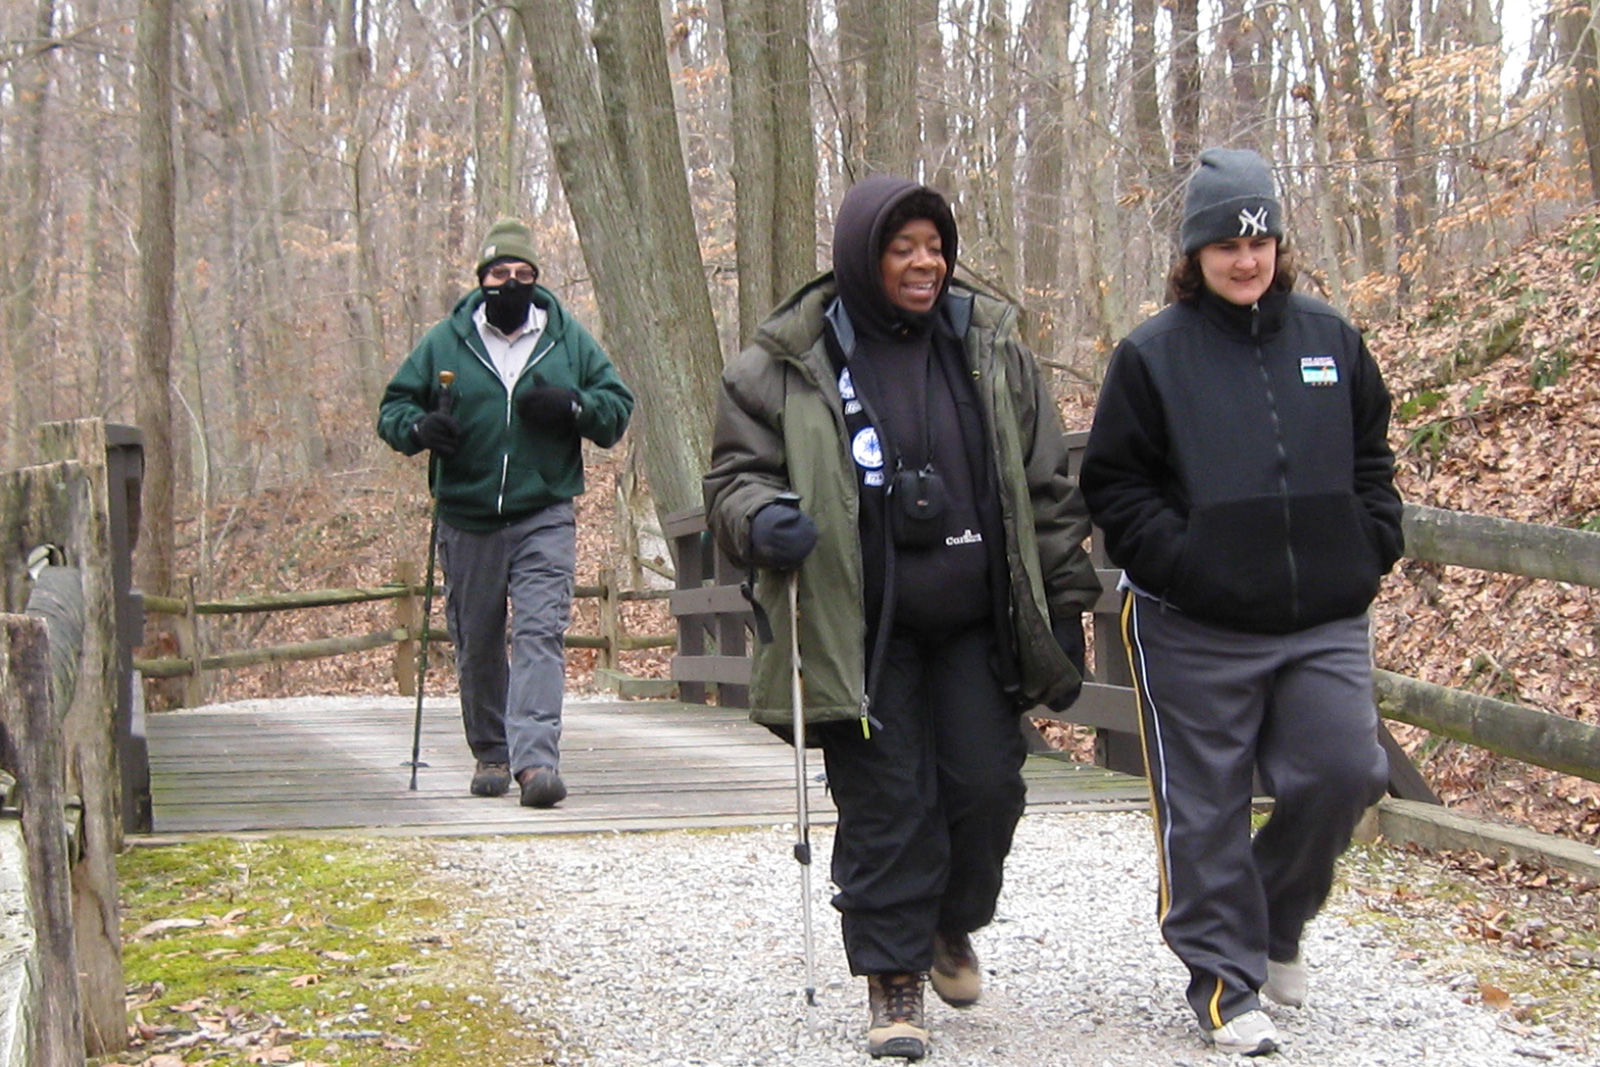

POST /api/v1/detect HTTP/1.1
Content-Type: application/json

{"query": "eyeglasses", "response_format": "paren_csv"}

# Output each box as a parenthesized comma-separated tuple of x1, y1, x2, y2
(485, 264, 537, 284)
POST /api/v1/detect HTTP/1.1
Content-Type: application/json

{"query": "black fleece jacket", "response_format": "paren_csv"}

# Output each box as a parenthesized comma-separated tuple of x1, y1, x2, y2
(1080, 287, 1404, 635)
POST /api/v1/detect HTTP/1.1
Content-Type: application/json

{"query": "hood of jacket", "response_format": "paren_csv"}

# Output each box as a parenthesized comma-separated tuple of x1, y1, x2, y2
(832, 175, 959, 339)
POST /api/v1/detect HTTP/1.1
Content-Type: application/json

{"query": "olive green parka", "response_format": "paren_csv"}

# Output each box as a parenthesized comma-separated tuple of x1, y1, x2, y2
(703, 274, 1100, 731)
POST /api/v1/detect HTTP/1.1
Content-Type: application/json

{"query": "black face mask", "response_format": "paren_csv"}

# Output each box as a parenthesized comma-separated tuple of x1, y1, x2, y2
(482, 281, 534, 334)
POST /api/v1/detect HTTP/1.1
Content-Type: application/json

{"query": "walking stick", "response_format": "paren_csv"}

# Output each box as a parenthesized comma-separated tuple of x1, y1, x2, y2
(407, 370, 454, 790)
(788, 567, 819, 1030)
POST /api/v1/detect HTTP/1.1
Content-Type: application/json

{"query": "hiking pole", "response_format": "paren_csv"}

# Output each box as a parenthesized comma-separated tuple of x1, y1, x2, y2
(407, 369, 455, 790)
(784, 517, 819, 1032)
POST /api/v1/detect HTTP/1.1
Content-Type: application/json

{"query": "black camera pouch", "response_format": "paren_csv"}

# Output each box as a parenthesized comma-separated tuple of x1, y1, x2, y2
(890, 464, 947, 549)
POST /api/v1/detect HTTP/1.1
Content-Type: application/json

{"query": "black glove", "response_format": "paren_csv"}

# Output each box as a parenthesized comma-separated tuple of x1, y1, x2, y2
(749, 502, 818, 571)
(1049, 617, 1087, 711)
(412, 411, 461, 457)
(517, 377, 581, 435)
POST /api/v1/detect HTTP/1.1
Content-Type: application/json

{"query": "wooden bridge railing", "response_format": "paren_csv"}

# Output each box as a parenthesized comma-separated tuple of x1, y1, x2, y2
(132, 565, 676, 708)
(664, 431, 1600, 806)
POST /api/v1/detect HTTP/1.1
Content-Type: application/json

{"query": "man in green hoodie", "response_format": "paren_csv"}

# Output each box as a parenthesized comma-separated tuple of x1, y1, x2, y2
(377, 218, 634, 808)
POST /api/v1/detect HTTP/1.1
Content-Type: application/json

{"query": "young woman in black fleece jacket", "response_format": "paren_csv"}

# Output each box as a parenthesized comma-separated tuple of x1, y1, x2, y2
(1080, 148, 1403, 1057)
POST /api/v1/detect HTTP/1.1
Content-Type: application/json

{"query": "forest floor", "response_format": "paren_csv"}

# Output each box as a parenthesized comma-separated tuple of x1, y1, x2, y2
(149, 210, 1600, 850)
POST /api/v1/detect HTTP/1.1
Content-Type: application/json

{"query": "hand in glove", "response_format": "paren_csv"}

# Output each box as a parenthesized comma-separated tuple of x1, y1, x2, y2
(517, 375, 581, 435)
(1048, 616, 1087, 711)
(749, 501, 818, 571)
(412, 411, 461, 457)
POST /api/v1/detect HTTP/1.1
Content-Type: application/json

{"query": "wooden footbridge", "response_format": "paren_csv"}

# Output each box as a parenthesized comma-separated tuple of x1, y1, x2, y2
(140, 695, 1150, 837)
(5, 419, 1600, 1063)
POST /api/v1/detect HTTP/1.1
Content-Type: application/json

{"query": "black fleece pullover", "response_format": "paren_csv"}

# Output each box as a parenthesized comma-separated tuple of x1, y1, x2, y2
(828, 175, 999, 636)
(1080, 286, 1404, 634)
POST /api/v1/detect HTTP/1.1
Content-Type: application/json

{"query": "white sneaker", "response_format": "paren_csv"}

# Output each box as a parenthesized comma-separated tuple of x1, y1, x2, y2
(1207, 1009, 1279, 1055)
(1263, 955, 1306, 1008)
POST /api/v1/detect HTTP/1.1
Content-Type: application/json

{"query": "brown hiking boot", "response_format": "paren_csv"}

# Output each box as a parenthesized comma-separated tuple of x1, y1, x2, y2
(469, 761, 512, 797)
(930, 930, 980, 1008)
(866, 973, 928, 1060)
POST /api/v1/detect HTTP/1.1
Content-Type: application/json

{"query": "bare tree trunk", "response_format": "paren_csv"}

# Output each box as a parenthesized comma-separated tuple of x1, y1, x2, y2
(725, 0, 818, 344)
(1130, 0, 1172, 246)
(1218, 0, 1261, 145)
(136, 0, 177, 606)
(1293, 0, 1354, 298)
(1020, 0, 1068, 361)
(2, 0, 55, 468)
(1559, 0, 1600, 202)
(1167, 0, 1200, 259)
(844, 0, 919, 174)
(339, 0, 386, 404)
(919, 0, 956, 193)
(517, 0, 723, 520)
(1332, 0, 1386, 277)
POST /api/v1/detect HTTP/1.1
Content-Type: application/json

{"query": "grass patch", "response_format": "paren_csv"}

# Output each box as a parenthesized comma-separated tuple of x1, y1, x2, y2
(93, 836, 556, 1067)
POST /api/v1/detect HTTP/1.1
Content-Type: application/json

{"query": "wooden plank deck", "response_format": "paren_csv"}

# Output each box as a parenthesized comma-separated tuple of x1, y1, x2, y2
(142, 695, 1150, 838)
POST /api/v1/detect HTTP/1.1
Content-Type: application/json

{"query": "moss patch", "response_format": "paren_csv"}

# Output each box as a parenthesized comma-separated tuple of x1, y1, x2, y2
(1337, 840, 1600, 1044)
(92, 836, 558, 1066)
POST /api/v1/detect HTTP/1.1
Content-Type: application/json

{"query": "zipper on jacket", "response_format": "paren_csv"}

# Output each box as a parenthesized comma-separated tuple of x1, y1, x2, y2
(1252, 302, 1300, 625)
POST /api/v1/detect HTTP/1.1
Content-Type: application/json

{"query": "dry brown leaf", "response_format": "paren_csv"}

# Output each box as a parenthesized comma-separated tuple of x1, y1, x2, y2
(1479, 980, 1513, 1010)
(287, 973, 322, 988)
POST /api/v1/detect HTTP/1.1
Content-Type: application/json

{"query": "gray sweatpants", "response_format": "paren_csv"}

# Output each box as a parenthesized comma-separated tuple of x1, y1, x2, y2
(437, 503, 576, 776)
(1122, 593, 1388, 1030)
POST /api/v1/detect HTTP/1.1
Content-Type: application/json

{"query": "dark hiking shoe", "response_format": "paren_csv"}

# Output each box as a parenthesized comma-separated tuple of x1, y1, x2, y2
(866, 973, 928, 1060)
(517, 766, 567, 808)
(930, 930, 980, 1008)
(469, 761, 512, 797)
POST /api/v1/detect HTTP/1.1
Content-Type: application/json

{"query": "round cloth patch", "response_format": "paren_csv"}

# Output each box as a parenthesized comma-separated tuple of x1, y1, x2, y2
(851, 426, 883, 471)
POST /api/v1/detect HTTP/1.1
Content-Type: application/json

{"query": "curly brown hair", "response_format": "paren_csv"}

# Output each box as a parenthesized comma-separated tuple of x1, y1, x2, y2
(1165, 239, 1297, 304)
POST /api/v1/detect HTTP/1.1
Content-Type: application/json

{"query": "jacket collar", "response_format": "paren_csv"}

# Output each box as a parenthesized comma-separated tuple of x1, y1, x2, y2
(1194, 284, 1289, 339)
(825, 288, 973, 362)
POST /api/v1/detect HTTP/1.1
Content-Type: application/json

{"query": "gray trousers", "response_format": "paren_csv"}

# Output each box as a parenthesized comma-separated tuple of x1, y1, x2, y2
(1122, 593, 1388, 1029)
(437, 503, 576, 776)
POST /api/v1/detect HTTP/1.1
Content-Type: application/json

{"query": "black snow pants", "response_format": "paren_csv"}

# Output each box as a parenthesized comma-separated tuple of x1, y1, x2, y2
(816, 620, 1029, 976)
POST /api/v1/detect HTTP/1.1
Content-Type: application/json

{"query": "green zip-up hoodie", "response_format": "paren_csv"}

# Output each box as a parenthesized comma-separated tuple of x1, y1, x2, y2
(703, 274, 1100, 729)
(377, 287, 634, 531)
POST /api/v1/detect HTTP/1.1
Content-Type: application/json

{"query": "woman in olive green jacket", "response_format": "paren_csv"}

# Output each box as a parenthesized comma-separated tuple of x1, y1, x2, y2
(704, 175, 1098, 1061)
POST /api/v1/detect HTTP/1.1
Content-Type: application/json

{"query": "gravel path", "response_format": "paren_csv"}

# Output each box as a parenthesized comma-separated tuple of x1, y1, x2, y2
(432, 811, 1596, 1066)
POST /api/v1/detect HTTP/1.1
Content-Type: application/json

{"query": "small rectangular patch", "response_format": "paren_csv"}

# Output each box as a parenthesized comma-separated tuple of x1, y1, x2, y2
(1300, 356, 1338, 386)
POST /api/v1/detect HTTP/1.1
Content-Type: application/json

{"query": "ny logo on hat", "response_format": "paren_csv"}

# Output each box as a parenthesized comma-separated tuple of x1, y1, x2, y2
(1237, 207, 1270, 237)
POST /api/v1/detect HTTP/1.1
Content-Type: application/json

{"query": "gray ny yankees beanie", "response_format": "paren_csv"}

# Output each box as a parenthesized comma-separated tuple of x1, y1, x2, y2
(1180, 147, 1283, 255)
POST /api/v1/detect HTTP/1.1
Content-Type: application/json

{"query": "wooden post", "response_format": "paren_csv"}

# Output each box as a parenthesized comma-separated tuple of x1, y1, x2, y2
(178, 575, 204, 709)
(0, 614, 87, 1067)
(598, 565, 619, 672)
(10, 421, 127, 1055)
(393, 559, 419, 696)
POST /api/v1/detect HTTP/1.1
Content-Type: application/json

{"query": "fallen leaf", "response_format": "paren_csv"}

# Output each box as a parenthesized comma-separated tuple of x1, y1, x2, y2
(318, 949, 355, 961)
(1480, 980, 1513, 1010)
(288, 974, 322, 988)
(169, 997, 212, 1013)
(133, 917, 206, 940)
(383, 1038, 421, 1051)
